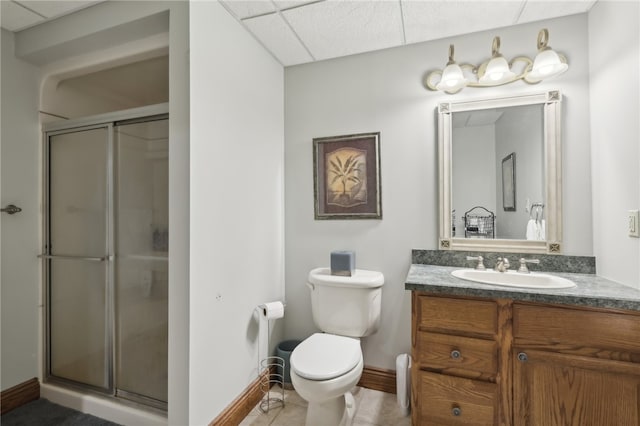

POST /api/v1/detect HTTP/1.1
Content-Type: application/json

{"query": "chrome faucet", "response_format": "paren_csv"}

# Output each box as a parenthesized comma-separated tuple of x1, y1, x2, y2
(494, 257, 510, 272)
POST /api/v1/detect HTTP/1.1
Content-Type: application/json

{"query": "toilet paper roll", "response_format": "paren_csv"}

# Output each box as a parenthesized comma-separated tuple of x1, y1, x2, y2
(258, 301, 285, 320)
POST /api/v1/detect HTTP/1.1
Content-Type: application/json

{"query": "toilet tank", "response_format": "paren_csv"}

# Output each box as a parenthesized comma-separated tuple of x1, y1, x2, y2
(307, 267, 384, 338)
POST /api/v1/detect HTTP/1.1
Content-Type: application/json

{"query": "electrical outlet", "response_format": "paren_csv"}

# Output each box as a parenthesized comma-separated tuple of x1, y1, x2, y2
(629, 210, 640, 238)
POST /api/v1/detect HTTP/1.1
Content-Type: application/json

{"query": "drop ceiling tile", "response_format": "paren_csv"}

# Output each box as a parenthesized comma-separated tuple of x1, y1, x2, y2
(467, 109, 503, 126)
(1, 1, 44, 32)
(220, 0, 276, 19)
(283, 0, 404, 61)
(402, 1, 523, 45)
(244, 13, 313, 66)
(452, 111, 470, 128)
(15, 1, 103, 19)
(517, 0, 595, 24)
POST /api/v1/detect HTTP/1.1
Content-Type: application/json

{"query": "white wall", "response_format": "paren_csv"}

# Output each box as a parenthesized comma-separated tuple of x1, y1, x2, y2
(189, 2, 284, 424)
(165, 4, 190, 423)
(452, 125, 496, 236)
(42, 55, 169, 119)
(589, 0, 640, 289)
(494, 105, 544, 239)
(285, 14, 592, 370)
(0, 29, 42, 391)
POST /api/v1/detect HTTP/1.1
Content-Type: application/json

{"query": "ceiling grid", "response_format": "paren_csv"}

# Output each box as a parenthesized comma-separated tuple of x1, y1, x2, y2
(2, 0, 598, 67)
(1, 0, 104, 32)
(221, 0, 597, 67)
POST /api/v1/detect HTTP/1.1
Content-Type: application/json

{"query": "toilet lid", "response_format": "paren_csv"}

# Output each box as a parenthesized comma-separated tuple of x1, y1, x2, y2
(290, 333, 362, 381)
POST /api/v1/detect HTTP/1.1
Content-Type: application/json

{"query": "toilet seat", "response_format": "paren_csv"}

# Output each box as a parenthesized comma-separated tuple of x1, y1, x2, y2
(291, 333, 361, 381)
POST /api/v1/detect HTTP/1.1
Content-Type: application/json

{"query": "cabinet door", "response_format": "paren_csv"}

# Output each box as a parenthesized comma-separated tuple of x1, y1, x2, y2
(514, 349, 640, 426)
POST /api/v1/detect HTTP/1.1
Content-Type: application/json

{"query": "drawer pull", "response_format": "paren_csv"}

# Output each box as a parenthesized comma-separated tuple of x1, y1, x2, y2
(452, 406, 462, 416)
(518, 352, 528, 362)
(450, 349, 462, 359)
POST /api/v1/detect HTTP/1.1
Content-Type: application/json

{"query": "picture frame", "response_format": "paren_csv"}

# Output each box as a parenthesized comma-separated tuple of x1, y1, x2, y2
(502, 152, 516, 211)
(313, 132, 382, 220)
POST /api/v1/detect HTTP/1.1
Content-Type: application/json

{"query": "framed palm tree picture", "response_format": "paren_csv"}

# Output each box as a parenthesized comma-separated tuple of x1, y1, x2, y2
(313, 132, 382, 219)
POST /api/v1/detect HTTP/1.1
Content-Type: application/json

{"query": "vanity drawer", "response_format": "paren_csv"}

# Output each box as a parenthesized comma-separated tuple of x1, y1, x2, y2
(418, 370, 496, 425)
(514, 303, 640, 360)
(418, 296, 498, 337)
(417, 332, 498, 377)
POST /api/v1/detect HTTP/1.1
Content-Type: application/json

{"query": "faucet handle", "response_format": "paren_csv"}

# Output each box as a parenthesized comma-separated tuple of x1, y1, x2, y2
(466, 255, 485, 270)
(518, 258, 540, 273)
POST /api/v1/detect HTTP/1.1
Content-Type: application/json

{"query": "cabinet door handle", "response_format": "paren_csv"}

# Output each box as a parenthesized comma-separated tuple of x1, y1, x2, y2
(518, 352, 528, 362)
(450, 349, 461, 359)
(1, 204, 22, 215)
(452, 406, 462, 416)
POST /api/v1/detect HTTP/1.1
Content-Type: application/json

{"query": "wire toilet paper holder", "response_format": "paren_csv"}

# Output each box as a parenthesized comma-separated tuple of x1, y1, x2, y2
(256, 301, 286, 413)
(259, 356, 285, 413)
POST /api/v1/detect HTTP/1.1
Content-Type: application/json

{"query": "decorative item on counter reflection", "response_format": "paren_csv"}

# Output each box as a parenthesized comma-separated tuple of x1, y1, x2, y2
(152, 227, 168, 252)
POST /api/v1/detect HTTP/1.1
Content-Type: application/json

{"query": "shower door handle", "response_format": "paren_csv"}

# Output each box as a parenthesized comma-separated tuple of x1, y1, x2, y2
(1, 204, 22, 214)
(38, 254, 109, 262)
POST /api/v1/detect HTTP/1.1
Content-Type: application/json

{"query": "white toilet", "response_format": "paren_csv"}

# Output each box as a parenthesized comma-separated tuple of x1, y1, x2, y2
(290, 267, 384, 426)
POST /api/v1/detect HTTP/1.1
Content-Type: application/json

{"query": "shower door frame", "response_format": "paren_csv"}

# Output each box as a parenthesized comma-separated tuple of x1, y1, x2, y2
(41, 103, 169, 408)
(43, 122, 115, 395)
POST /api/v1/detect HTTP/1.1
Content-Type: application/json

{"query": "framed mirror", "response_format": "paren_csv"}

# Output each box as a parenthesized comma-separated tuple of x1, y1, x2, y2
(438, 90, 562, 254)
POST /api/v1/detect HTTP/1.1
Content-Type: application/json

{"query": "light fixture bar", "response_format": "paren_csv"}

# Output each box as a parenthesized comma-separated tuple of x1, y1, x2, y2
(425, 29, 568, 94)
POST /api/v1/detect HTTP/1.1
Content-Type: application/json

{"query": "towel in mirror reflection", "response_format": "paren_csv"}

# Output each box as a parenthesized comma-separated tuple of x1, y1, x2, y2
(526, 219, 546, 240)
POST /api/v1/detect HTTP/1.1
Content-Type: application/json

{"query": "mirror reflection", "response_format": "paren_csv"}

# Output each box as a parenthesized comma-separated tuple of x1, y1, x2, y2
(438, 90, 562, 254)
(451, 104, 545, 240)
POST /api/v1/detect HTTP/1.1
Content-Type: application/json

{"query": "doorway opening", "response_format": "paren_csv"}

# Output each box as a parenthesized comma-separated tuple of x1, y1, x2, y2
(41, 53, 169, 410)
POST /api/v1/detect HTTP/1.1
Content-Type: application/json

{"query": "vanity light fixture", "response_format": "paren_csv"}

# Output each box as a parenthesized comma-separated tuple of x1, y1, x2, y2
(478, 36, 516, 85)
(426, 29, 568, 94)
(528, 29, 569, 81)
(435, 45, 468, 92)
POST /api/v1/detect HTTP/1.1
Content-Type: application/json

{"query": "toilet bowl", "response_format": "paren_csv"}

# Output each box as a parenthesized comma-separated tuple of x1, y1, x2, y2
(290, 333, 363, 426)
(290, 268, 384, 426)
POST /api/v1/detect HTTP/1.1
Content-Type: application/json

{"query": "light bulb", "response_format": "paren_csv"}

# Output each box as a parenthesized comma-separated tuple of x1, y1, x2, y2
(528, 49, 568, 81)
(479, 56, 516, 85)
(436, 63, 467, 92)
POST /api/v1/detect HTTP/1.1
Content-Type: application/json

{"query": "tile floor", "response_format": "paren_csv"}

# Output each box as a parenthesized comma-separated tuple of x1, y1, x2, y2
(240, 386, 411, 426)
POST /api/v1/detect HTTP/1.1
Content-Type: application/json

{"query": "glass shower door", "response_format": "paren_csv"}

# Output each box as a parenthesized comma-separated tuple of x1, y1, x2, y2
(114, 118, 168, 406)
(45, 112, 168, 408)
(47, 126, 112, 391)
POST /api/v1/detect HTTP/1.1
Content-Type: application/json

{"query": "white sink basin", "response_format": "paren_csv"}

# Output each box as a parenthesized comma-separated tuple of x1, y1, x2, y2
(451, 269, 576, 289)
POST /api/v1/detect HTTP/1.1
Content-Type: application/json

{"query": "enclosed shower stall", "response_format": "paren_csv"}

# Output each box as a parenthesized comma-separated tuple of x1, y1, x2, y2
(42, 105, 168, 410)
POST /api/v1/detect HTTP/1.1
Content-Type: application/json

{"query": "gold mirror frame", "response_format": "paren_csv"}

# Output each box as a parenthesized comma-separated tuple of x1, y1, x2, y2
(438, 90, 562, 254)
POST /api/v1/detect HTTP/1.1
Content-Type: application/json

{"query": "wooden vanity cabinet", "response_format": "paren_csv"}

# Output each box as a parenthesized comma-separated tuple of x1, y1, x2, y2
(411, 293, 511, 425)
(513, 349, 640, 425)
(412, 292, 640, 426)
(512, 303, 640, 425)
